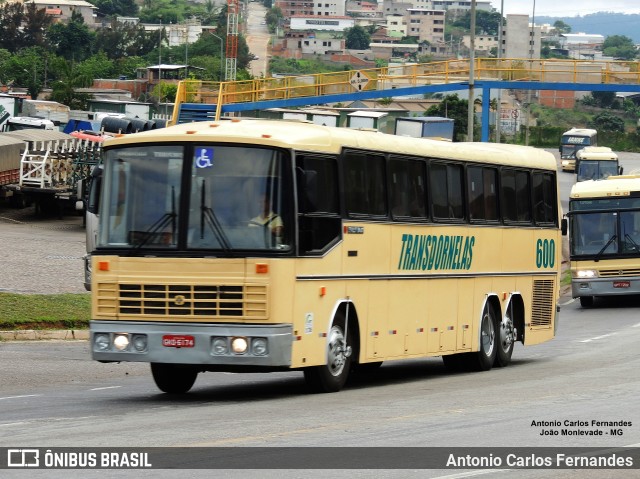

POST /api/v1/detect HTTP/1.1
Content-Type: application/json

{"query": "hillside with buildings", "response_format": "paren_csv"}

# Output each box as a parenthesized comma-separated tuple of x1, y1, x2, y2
(537, 13, 640, 44)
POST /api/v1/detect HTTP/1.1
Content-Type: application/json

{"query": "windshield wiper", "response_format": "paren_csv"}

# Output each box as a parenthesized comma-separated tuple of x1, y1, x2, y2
(200, 179, 231, 252)
(130, 187, 177, 251)
(625, 233, 640, 252)
(594, 234, 617, 262)
(129, 187, 177, 252)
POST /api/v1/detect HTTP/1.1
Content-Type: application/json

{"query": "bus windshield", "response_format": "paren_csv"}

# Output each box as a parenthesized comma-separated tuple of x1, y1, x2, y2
(569, 198, 640, 256)
(98, 145, 291, 252)
(576, 159, 619, 182)
(560, 134, 594, 159)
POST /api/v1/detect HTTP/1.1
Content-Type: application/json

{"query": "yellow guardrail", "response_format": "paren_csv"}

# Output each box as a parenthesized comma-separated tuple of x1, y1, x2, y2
(170, 58, 640, 125)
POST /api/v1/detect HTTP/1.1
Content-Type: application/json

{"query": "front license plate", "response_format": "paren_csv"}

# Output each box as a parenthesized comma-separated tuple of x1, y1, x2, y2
(613, 281, 630, 288)
(162, 335, 195, 348)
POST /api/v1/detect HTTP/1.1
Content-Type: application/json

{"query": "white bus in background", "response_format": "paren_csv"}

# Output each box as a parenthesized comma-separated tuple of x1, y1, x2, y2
(2, 116, 56, 132)
(559, 128, 598, 172)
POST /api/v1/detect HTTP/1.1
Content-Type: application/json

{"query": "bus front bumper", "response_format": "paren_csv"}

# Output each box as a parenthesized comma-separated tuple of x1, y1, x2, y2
(90, 320, 292, 367)
(571, 277, 640, 298)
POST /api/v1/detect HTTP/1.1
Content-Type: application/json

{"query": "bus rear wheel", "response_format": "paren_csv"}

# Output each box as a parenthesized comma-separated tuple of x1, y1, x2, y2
(150, 363, 198, 394)
(304, 312, 352, 393)
(470, 302, 498, 371)
(495, 308, 515, 367)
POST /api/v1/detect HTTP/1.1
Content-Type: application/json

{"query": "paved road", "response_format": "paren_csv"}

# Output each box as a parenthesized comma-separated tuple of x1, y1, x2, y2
(1, 294, 639, 478)
(0, 205, 86, 294)
(245, 2, 270, 77)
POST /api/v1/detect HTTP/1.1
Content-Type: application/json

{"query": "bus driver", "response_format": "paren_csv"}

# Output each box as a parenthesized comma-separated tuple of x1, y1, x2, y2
(249, 193, 284, 242)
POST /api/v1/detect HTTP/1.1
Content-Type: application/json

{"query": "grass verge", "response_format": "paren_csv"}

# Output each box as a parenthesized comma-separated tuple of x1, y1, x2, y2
(0, 293, 90, 330)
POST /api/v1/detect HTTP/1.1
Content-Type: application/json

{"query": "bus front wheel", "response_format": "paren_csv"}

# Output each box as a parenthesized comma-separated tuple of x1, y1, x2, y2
(150, 363, 198, 394)
(579, 296, 594, 308)
(304, 312, 352, 393)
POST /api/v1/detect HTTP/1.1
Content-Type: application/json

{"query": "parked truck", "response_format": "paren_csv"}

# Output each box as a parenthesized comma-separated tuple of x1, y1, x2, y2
(394, 116, 455, 141)
(0, 135, 24, 204)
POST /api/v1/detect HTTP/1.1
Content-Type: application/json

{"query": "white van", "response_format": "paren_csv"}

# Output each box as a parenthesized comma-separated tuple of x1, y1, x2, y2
(2, 116, 56, 132)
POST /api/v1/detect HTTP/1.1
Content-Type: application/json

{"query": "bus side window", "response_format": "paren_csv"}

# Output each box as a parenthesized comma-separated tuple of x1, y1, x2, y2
(343, 150, 387, 217)
(389, 157, 427, 220)
(430, 162, 464, 221)
(467, 166, 498, 222)
(502, 169, 532, 224)
(533, 172, 557, 225)
(296, 155, 341, 254)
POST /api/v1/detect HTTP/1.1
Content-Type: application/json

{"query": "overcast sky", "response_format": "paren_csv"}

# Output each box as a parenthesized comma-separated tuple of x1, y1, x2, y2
(490, 0, 640, 16)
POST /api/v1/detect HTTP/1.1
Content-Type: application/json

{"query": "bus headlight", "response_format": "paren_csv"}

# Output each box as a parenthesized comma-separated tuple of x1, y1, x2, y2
(575, 270, 596, 278)
(113, 334, 130, 351)
(212, 337, 229, 355)
(231, 337, 248, 354)
(252, 338, 268, 356)
(132, 334, 147, 352)
(94, 333, 110, 351)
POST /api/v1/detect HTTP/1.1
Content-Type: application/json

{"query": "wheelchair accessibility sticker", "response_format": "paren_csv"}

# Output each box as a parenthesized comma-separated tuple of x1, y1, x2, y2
(194, 147, 214, 168)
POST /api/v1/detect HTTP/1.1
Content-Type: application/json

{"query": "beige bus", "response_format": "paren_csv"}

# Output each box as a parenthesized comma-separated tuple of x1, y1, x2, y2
(88, 119, 562, 394)
(575, 146, 621, 182)
(568, 175, 640, 307)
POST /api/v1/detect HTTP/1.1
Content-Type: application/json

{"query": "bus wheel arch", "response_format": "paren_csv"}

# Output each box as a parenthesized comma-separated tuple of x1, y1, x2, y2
(303, 302, 358, 393)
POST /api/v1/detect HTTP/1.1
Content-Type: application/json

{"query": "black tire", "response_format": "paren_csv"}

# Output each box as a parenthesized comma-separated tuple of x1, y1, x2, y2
(442, 353, 469, 372)
(495, 305, 515, 368)
(304, 311, 352, 393)
(469, 302, 498, 371)
(353, 361, 383, 374)
(150, 363, 198, 394)
(579, 296, 594, 308)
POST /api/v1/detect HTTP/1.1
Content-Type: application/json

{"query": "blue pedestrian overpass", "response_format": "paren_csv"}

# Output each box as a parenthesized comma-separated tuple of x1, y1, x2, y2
(170, 58, 640, 142)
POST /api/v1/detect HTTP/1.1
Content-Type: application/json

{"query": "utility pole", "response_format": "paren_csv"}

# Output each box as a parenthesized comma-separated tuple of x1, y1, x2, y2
(467, 0, 476, 142)
(525, 0, 536, 146)
(496, 0, 504, 143)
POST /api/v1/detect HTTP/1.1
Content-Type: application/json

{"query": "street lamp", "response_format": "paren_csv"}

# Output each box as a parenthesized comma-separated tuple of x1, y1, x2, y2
(211, 33, 225, 81)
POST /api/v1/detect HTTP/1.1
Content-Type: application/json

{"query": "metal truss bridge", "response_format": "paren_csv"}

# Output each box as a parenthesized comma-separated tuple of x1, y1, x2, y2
(170, 58, 640, 142)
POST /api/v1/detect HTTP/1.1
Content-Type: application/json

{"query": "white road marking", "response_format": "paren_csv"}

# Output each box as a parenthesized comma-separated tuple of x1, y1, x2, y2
(90, 386, 122, 391)
(0, 394, 41, 401)
(580, 332, 617, 343)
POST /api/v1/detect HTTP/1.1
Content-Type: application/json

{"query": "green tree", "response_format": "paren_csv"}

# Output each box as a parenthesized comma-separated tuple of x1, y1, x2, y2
(95, 19, 160, 60)
(591, 91, 617, 109)
(344, 26, 370, 50)
(590, 112, 625, 132)
(76, 52, 115, 80)
(602, 35, 637, 60)
(451, 10, 502, 35)
(553, 20, 571, 34)
(0, 2, 25, 53)
(265, 6, 283, 32)
(424, 94, 468, 141)
(48, 59, 93, 109)
(93, 0, 139, 17)
(47, 11, 94, 61)
(22, 2, 52, 49)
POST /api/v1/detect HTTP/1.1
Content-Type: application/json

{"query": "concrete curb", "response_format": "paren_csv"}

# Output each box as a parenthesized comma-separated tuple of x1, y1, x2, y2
(0, 330, 89, 341)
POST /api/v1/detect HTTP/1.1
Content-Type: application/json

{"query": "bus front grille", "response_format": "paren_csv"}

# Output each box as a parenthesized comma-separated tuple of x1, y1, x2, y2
(531, 279, 554, 327)
(599, 268, 640, 277)
(95, 282, 268, 320)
